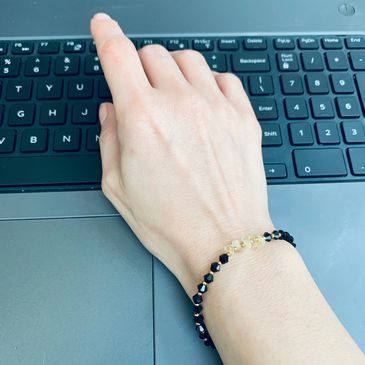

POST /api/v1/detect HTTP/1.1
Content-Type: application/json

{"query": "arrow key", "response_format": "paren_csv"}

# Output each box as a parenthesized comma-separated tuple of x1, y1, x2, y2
(264, 164, 287, 179)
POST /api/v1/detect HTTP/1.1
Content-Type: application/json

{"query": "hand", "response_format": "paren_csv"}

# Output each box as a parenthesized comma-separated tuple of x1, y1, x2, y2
(90, 13, 274, 295)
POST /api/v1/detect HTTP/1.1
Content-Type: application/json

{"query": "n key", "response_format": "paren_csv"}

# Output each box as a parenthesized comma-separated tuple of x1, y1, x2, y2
(6, 80, 32, 101)
(54, 128, 81, 151)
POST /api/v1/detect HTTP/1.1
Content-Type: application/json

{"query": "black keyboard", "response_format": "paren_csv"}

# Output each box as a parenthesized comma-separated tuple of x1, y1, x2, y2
(1, 35, 365, 192)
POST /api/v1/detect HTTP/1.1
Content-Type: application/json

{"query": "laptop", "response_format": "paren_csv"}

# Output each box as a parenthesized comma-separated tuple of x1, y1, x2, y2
(0, 0, 364, 363)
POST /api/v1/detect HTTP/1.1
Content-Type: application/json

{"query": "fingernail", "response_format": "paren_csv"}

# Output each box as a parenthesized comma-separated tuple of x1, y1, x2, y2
(99, 103, 109, 126)
(93, 13, 111, 20)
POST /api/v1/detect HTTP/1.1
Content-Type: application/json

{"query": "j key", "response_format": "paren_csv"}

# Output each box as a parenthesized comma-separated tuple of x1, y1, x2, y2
(204, 53, 227, 72)
(346, 36, 365, 49)
(8, 104, 35, 126)
(6, 80, 32, 101)
(322, 37, 343, 49)
(54, 128, 81, 151)
(218, 39, 239, 51)
(261, 123, 282, 146)
(84, 55, 102, 75)
(55, 56, 80, 76)
(280, 74, 304, 94)
(251, 99, 278, 120)
(64, 40, 85, 53)
(301, 52, 324, 71)
(37, 79, 63, 100)
(310, 97, 335, 119)
(98, 78, 112, 99)
(316, 122, 340, 144)
(68, 78, 93, 99)
(243, 38, 266, 50)
(330, 73, 354, 94)
(277, 52, 299, 71)
(0, 57, 20, 77)
(193, 39, 214, 51)
(264, 164, 287, 179)
(325, 51, 348, 70)
(0, 130, 16, 153)
(87, 127, 101, 151)
(348, 148, 365, 175)
(249, 75, 274, 95)
(40, 103, 67, 125)
(336, 97, 361, 118)
(0, 105, 4, 125)
(38, 41, 60, 54)
(167, 39, 188, 51)
(232, 52, 270, 72)
(24, 56, 50, 76)
(298, 37, 319, 49)
(72, 102, 98, 124)
(21, 129, 48, 152)
(12, 42, 33, 55)
(350, 52, 365, 70)
(305, 74, 329, 94)
(289, 123, 314, 145)
(284, 98, 308, 119)
(0, 42, 8, 55)
(355, 74, 365, 114)
(293, 149, 347, 177)
(274, 38, 295, 50)
(342, 122, 365, 143)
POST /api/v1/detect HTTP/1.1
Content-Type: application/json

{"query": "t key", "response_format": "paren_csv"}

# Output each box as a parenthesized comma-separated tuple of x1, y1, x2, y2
(6, 80, 32, 101)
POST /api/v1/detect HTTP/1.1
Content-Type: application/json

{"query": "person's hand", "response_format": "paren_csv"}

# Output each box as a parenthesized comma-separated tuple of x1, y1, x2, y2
(90, 13, 274, 294)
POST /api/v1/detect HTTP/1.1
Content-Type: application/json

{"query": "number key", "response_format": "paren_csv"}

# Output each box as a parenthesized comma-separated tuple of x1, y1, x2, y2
(330, 73, 354, 94)
(55, 56, 80, 76)
(306, 73, 329, 94)
(289, 122, 314, 145)
(342, 122, 365, 143)
(280, 74, 303, 94)
(336, 97, 361, 118)
(315, 122, 340, 144)
(284, 98, 308, 119)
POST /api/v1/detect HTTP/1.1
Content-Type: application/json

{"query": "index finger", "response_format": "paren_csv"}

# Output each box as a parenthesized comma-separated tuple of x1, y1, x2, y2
(90, 13, 151, 105)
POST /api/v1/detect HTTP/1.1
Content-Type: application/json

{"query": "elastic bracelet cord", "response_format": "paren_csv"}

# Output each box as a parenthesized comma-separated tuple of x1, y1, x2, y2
(191, 229, 296, 349)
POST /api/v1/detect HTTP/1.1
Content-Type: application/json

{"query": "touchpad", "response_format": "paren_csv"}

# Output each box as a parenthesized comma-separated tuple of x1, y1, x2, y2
(0, 216, 153, 365)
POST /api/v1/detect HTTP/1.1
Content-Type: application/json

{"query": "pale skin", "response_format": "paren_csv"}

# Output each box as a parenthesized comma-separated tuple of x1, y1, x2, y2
(90, 13, 365, 364)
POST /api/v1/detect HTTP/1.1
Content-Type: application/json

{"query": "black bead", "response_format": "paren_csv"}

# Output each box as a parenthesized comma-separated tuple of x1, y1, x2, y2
(195, 324, 206, 334)
(199, 331, 208, 339)
(197, 283, 208, 293)
(263, 232, 272, 242)
(219, 253, 229, 264)
(192, 293, 203, 305)
(272, 230, 280, 239)
(193, 304, 203, 313)
(193, 314, 204, 323)
(210, 262, 221, 272)
(204, 273, 214, 283)
(204, 336, 214, 347)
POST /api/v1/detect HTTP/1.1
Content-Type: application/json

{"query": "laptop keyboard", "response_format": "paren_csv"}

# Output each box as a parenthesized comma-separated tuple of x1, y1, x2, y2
(1, 35, 365, 192)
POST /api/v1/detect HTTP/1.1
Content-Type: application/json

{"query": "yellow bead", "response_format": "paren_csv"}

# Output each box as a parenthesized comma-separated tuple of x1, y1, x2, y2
(232, 239, 241, 251)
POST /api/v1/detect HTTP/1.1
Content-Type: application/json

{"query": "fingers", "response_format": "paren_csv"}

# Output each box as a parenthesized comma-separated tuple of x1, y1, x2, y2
(90, 13, 151, 106)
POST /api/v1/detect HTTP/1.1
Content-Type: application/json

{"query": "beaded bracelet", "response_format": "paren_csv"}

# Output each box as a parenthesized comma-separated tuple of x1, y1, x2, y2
(192, 229, 296, 349)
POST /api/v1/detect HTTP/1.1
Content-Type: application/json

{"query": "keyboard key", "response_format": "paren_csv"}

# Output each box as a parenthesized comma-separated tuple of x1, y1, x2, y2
(346, 36, 365, 49)
(72, 102, 98, 124)
(24, 56, 50, 76)
(203, 53, 227, 72)
(98, 78, 112, 99)
(289, 122, 314, 145)
(55, 55, 80, 76)
(0, 130, 16, 153)
(342, 122, 365, 143)
(355, 73, 365, 114)
(0, 57, 20, 77)
(64, 40, 85, 53)
(325, 51, 348, 70)
(89, 41, 97, 53)
(0, 42, 8, 55)
(293, 149, 347, 177)
(167, 39, 188, 51)
(248, 75, 273, 95)
(193, 39, 214, 51)
(8, 103, 35, 126)
(37, 79, 63, 100)
(140, 39, 164, 47)
(84, 55, 102, 74)
(251, 98, 278, 120)
(330, 73, 354, 94)
(232, 52, 270, 72)
(277, 52, 299, 71)
(336, 97, 361, 118)
(87, 127, 101, 151)
(218, 39, 238, 51)
(68, 78, 94, 99)
(274, 38, 295, 50)
(310, 97, 335, 119)
(305, 73, 329, 94)
(0, 105, 4, 125)
(350, 51, 365, 70)
(298, 37, 319, 49)
(38, 41, 60, 54)
(280, 74, 304, 94)
(322, 37, 343, 49)
(21, 129, 48, 152)
(284, 98, 308, 119)
(261, 123, 282, 146)
(12, 42, 33, 55)
(301, 52, 324, 71)
(6, 80, 32, 101)
(348, 148, 365, 175)
(54, 128, 81, 151)
(316, 122, 340, 144)
(40, 103, 67, 125)
(243, 38, 266, 50)
(264, 164, 287, 178)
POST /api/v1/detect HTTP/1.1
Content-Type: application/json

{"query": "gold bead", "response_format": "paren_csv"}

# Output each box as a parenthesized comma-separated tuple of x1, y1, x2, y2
(231, 239, 241, 252)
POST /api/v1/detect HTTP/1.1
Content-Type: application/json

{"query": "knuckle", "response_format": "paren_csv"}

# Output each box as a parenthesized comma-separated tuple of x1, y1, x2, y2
(101, 173, 114, 197)
(176, 49, 207, 65)
(100, 36, 132, 60)
(138, 43, 167, 56)
(216, 72, 242, 87)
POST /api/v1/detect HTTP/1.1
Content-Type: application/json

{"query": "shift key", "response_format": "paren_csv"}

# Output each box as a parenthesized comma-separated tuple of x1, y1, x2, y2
(293, 149, 347, 177)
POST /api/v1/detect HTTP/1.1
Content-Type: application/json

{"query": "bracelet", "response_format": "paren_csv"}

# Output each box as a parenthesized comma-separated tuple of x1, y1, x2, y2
(191, 229, 296, 349)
